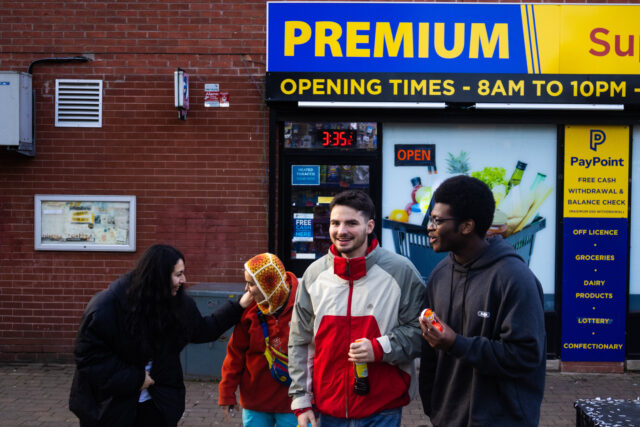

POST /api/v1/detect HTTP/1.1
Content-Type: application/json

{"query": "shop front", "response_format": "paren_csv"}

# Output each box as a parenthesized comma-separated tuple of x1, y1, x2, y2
(265, 2, 640, 370)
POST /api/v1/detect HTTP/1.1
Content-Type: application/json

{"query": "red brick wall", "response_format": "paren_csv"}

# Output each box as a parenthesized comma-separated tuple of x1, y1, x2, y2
(0, 0, 269, 361)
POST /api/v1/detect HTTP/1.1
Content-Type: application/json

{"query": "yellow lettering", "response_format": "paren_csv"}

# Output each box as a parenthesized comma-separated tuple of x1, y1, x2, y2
(374, 22, 414, 58)
(419, 23, 429, 58)
(389, 79, 402, 95)
(285, 20, 512, 61)
(411, 79, 427, 95)
(315, 21, 343, 57)
(491, 80, 506, 96)
(327, 79, 341, 95)
(298, 79, 311, 94)
(367, 79, 382, 95)
(547, 80, 563, 96)
(281, 79, 296, 95)
(509, 80, 524, 96)
(611, 81, 626, 97)
(429, 80, 442, 96)
(532, 80, 545, 96)
(469, 23, 509, 59)
(352, 79, 365, 95)
(346, 22, 370, 57)
(434, 22, 465, 59)
(312, 79, 325, 94)
(443, 80, 455, 95)
(285, 21, 312, 56)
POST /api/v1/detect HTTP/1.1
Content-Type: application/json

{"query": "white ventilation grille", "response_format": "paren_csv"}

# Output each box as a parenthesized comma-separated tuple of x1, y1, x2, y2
(55, 79, 102, 127)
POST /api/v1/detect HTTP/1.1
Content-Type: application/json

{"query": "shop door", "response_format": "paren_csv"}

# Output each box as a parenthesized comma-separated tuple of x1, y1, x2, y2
(279, 121, 381, 277)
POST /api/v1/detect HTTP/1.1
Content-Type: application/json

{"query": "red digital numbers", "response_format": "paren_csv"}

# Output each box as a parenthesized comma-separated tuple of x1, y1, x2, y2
(321, 131, 331, 146)
(319, 130, 355, 147)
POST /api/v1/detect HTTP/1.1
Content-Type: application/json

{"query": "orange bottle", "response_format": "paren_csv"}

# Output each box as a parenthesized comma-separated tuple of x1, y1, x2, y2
(421, 308, 443, 332)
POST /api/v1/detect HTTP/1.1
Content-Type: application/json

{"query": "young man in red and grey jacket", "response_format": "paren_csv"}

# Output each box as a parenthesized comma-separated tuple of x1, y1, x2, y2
(288, 190, 425, 427)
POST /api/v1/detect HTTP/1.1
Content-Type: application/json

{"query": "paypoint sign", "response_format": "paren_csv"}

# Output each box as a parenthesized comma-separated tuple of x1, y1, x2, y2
(561, 126, 629, 362)
(266, 2, 640, 104)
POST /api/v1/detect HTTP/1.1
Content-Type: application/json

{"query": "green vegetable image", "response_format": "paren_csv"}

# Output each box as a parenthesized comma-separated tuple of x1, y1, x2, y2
(471, 166, 507, 190)
(446, 151, 471, 175)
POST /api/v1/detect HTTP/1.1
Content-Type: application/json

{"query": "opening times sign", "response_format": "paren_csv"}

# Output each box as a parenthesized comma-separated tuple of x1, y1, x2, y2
(266, 72, 638, 104)
(561, 125, 629, 362)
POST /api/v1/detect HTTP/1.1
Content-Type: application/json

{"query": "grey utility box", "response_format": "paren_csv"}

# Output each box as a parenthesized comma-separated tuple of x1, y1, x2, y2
(0, 71, 32, 146)
(180, 283, 244, 380)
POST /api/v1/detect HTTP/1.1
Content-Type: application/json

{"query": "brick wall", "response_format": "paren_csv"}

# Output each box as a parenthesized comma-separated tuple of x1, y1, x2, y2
(0, 0, 269, 361)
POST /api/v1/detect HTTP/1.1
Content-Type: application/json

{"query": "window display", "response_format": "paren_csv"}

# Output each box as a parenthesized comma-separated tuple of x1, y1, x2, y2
(381, 124, 557, 309)
(290, 164, 371, 260)
(283, 121, 378, 264)
(284, 122, 377, 150)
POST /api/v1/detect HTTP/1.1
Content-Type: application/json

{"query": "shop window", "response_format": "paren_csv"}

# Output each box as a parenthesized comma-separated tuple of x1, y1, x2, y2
(381, 123, 557, 309)
(280, 121, 380, 276)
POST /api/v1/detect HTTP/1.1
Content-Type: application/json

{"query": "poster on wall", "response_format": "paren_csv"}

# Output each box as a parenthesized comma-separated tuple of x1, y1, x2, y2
(561, 125, 629, 362)
(381, 124, 557, 309)
(292, 212, 314, 242)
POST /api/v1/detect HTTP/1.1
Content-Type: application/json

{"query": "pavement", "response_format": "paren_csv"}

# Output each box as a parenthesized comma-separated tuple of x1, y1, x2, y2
(0, 363, 639, 426)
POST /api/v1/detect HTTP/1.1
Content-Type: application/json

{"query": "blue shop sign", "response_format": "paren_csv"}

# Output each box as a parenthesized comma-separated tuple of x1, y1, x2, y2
(561, 218, 627, 362)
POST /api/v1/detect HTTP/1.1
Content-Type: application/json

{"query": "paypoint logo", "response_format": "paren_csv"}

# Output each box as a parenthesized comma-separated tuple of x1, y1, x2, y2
(570, 129, 624, 168)
(590, 129, 606, 151)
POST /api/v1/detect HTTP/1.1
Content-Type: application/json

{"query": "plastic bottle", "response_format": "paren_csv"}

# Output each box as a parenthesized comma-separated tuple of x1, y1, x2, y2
(410, 177, 423, 203)
(529, 172, 547, 191)
(506, 161, 527, 194)
(353, 339, 370, 395)
(409, 204, 425, 226)
(421, 308, 443, 332)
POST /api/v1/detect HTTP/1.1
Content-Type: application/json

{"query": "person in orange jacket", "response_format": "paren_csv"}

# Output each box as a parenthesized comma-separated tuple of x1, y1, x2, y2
(218, 253, 298, 427)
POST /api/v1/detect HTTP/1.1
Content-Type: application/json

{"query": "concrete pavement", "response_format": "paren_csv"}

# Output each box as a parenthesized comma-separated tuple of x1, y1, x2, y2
(1, 363, 639, 426)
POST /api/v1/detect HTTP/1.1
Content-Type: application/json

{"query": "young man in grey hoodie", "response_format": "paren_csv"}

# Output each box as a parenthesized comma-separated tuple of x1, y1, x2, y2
(419, 175, 546, 427)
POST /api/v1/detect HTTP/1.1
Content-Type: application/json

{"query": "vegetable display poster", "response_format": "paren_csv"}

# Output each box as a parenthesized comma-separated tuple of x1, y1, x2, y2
(381, 124, 557, 302)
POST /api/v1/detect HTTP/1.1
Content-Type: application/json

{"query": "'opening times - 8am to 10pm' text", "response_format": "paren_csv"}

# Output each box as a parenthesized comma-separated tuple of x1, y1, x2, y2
(268, 74, 640, 103)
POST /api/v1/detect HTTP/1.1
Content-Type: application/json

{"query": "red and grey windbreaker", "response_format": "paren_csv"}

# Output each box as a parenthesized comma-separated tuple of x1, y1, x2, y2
(288, 240, 425, 419)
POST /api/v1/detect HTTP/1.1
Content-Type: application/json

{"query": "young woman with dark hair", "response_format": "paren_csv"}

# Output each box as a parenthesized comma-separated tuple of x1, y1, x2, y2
(69, 244, 253, 427)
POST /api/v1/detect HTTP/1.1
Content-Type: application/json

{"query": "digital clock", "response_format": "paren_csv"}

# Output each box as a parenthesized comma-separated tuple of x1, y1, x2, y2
(317, 129, 357, 148)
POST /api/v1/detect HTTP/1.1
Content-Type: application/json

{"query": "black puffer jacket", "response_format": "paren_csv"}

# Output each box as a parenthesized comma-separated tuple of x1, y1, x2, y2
(69, 274, 244, 426)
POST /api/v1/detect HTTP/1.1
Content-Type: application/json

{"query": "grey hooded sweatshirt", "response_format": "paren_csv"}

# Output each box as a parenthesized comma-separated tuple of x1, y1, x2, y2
(419, 236, 546, 427)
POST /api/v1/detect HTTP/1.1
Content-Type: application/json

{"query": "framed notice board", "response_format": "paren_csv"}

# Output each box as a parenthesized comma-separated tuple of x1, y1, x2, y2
(34, 195, 136, 252)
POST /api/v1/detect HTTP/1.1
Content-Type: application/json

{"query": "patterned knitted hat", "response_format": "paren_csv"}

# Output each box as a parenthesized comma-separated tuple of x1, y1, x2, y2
(244, 253, 290, 315)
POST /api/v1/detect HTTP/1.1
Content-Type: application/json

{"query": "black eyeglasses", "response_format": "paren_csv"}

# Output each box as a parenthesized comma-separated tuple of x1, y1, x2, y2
(427, 216, 458, 229)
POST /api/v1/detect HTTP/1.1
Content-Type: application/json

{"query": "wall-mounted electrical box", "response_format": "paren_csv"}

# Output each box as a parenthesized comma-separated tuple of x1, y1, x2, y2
(0, 71, 33, 146)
